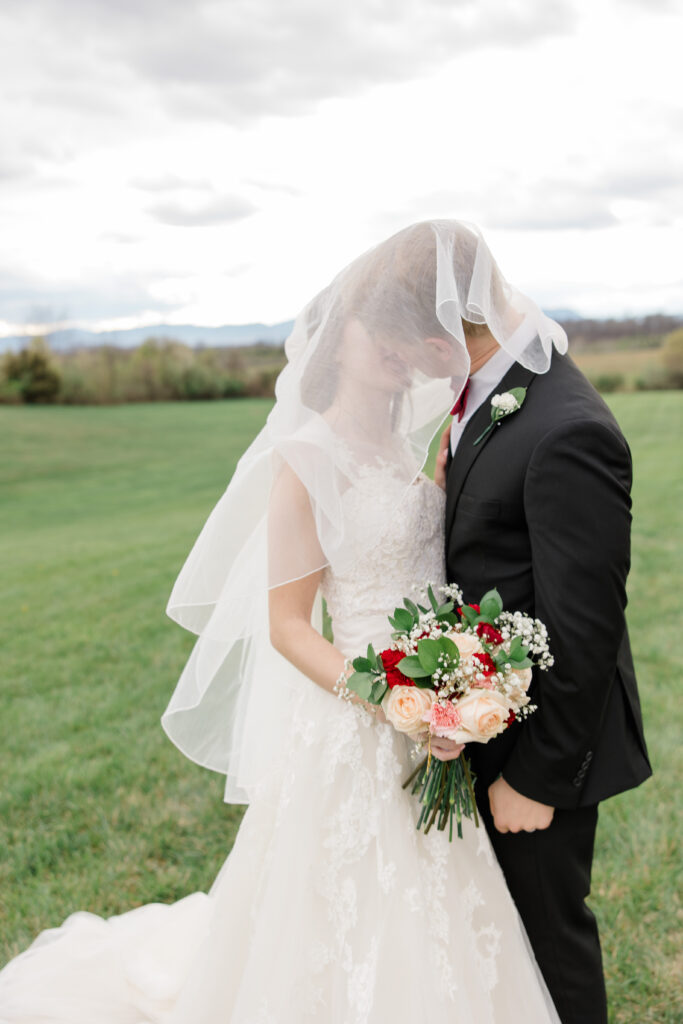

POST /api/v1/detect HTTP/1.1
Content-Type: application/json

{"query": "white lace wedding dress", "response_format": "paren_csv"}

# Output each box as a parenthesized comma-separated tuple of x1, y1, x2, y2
(0, 474, 559, 1024)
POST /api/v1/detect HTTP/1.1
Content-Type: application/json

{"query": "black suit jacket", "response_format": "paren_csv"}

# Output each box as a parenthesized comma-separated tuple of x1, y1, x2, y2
(445, 353, 652, 809)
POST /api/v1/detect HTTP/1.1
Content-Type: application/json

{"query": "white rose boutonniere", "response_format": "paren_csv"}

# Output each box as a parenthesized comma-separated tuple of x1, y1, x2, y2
(473, 386, 527, 446)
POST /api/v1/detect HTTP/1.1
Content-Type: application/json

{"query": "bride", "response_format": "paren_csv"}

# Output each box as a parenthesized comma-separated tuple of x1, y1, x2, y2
(0, 220, 566, 1023)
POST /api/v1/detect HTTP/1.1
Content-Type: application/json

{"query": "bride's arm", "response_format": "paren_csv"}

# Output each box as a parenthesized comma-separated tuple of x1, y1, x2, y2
(268, 462, 386, 722)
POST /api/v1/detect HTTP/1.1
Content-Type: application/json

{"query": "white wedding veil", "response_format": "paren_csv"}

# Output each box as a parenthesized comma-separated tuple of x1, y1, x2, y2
(161, 219, 568, 802)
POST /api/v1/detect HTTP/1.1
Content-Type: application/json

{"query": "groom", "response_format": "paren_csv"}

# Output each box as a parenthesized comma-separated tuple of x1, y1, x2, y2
(432, 326, 652, 1024)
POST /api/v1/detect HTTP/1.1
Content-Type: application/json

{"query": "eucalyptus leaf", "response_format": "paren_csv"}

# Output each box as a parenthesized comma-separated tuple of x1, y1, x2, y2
(438, 636, 460, 665)
(348, 672, 373, 699)
(414, 677, 435, 689)
(370, 680, 389, 704)
(417, 638, 441, 673)
(393, 608, 413, 631)
(352, 656, 373, 673)
(427, 585, 439, 612)
(460, 605, 478, 626)
(396, 655, 433, 679)
(479, 588, 503, 621)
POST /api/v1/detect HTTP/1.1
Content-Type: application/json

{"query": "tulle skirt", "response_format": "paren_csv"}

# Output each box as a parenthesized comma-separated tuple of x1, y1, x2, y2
(0, 678, 559, 1024)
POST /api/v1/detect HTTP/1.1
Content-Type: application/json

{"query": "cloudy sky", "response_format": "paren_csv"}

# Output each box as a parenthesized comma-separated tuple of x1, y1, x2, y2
(1, 0, 681, 337)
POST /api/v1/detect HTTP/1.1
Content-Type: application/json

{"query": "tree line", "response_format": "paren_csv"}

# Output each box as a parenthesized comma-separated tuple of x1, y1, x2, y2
(1, 321, 682, 405)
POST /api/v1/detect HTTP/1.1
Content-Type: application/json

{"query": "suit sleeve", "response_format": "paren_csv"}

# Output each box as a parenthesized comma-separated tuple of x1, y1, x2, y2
(501, 418, 633, 808)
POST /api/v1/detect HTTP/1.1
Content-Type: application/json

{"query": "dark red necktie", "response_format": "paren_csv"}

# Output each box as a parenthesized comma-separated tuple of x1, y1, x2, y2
(450, 377, 471, 421)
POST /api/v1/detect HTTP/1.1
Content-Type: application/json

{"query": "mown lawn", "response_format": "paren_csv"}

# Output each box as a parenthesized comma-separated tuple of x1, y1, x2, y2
(1, 393, 681, 1023)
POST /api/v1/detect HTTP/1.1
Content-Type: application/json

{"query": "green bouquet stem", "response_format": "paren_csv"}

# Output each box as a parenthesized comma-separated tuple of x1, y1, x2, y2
(403, 751, 479, 841)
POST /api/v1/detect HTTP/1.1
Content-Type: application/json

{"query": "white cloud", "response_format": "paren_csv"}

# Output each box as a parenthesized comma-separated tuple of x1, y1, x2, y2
(0, 267, 176, 326)
(3, 0, 575, 128)
(130, 174, 213, 192)
(147, 194, 258, 227)
(0, 0, 681, 330)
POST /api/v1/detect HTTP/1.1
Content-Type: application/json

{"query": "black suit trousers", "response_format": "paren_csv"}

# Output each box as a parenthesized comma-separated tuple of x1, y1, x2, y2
(476, 785, 608, 1024)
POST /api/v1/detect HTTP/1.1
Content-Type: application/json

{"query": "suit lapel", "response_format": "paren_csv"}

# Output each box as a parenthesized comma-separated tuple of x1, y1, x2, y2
(445, 363, 537, 538)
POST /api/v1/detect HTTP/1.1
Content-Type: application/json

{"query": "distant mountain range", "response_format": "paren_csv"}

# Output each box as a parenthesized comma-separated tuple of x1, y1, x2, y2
(0, 320, 297, 354)
(0, 309, 584, 354)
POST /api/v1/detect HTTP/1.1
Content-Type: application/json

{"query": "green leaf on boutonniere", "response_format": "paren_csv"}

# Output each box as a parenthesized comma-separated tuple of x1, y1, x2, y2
(473, 386, 527, 446)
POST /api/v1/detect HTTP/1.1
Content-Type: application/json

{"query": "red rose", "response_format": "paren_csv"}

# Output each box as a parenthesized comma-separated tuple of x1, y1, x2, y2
(457, 603, 480, 617)
(472, 651, 497, 677)
(380, 648, 414, 688)
(476, 622, 504, 645)
(505, 710, 517, 727)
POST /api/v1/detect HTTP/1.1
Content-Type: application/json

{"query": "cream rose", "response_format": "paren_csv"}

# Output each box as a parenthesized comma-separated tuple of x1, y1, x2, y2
(384, 685, 434, 740)
(511, 667, 532, 692)
(505, 667, 533, 704)
(452, 689, 512, 744)
(512, 667, 532, 691)
(442, 629, 480, 659)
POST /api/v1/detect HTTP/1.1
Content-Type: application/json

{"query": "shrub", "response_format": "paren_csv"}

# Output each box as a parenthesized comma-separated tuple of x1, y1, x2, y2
(246, 368, 279, 398)
(592, 372, 626, 394)
(1, 338, 62, 403)
(178, 364, 224, 400)
(661, 328, 683, 388)
(220, 377, 247, 399)
(634, 367, 678, 392)
(0, 377, 23, 405)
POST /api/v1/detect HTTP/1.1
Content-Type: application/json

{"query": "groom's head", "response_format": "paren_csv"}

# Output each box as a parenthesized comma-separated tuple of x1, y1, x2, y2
(341, 221, 505, 379)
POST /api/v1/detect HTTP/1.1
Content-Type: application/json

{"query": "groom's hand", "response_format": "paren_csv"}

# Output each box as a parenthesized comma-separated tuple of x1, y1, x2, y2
(488, 776, 554, 834)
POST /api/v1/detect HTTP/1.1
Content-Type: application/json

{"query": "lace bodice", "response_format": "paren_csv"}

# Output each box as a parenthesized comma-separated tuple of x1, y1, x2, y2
(320, 472, 446, 656)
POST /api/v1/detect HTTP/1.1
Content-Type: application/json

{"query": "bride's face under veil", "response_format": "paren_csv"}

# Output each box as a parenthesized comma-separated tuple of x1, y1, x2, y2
(323, 317, 413, 452)
(162, 219, 569, 801)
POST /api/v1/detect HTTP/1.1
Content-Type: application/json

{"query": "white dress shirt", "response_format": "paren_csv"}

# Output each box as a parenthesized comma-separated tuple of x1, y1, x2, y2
(450, 346, 517, 456)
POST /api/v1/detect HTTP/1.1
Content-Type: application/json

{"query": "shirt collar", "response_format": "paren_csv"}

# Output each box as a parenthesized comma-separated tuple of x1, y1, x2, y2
(470, 344, 516, 389)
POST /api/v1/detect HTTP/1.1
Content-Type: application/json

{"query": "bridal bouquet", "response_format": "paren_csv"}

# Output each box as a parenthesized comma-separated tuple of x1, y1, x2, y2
(343, 584, 553, 841)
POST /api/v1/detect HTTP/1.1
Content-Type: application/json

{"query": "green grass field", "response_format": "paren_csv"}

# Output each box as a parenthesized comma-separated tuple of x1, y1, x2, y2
(1, 394, 681, 1022)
